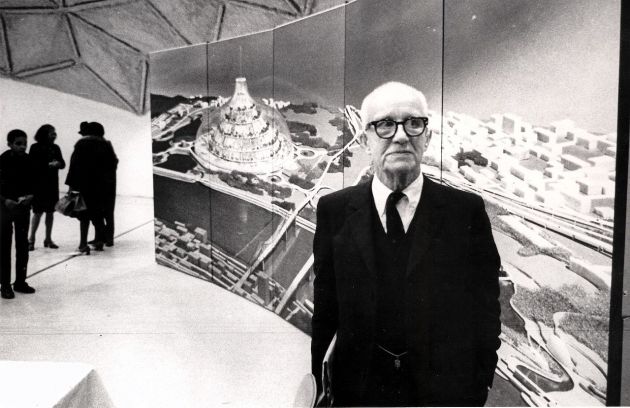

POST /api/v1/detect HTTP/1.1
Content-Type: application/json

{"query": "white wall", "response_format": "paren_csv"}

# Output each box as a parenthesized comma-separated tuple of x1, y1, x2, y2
(0, 78, 153, 198)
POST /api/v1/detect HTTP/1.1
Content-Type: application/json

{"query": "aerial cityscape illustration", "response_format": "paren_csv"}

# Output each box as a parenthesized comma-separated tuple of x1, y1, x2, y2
(151, 74, 613, 406)
(148, 0, 620, 404)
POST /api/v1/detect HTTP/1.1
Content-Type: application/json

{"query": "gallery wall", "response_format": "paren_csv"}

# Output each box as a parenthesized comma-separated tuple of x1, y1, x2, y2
(149, 0, 621, 405)
(0, 77, 153, 198)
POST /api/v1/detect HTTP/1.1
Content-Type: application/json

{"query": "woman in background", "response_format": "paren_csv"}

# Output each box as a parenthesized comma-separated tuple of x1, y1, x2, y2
(28, 124, 65, 250)
(66, 122, 114, 254)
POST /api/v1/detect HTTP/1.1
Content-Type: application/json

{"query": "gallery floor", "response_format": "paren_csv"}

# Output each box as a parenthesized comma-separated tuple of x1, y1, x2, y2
(0, 196, 311, 408)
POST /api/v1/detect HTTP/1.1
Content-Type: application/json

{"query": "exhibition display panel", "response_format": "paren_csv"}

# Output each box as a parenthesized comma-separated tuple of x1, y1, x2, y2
(149, 0, 620, 405)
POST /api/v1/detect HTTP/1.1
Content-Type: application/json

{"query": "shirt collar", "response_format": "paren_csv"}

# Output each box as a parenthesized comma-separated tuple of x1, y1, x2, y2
(371, 173, 424, 217)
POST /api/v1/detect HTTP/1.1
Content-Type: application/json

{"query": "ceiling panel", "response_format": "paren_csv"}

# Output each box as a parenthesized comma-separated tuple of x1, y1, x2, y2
(0, 0, 339, 113)
(70, 14, 145, 111)
(287, 0, 310, 14)
(220, 2, 293, 40)
(77, 1, 187, 53)
(64, 0, 108, 6)
(0, 0, 57, 8)
(148, 0, 221, 44)
(4, 13, 75, 73)
(230, 0, 299, 15)
(26, 63, 134, 111)
(310, 0, 345, 13)
(0, 17, 9, 73)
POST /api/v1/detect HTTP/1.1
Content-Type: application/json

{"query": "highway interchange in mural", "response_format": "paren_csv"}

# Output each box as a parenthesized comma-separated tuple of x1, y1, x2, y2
(151, 75, 614, 405)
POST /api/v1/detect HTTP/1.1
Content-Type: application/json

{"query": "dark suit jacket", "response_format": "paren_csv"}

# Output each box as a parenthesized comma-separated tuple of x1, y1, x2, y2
(311, 176, 501, 406)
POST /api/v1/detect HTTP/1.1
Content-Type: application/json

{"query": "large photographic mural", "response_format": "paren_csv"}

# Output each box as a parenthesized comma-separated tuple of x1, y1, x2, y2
(149, 0, 619, 405)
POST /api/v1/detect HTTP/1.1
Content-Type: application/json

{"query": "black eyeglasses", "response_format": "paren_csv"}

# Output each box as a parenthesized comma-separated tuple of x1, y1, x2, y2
(368, 117, 429, 139)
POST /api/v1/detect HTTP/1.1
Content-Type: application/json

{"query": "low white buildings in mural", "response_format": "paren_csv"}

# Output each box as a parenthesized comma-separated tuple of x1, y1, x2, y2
(436, 112, 616, 219)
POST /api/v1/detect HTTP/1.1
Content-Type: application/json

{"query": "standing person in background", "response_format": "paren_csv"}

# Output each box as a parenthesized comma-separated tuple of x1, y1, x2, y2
(65, 122, 112, 254)
(0, 129, 36, 299)
(28, 124, 65, 250)
(89, 128, 118, 247)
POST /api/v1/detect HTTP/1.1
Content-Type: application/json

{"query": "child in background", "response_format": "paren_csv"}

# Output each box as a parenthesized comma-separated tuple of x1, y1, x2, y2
(0, 129, 36, 299)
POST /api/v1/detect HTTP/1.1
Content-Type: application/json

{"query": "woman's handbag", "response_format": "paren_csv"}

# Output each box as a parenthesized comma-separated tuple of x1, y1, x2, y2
(55, 192, 87, 218)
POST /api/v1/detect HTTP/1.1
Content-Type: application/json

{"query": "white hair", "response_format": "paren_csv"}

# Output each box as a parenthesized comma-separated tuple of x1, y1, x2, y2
(360, 81, 428, 129)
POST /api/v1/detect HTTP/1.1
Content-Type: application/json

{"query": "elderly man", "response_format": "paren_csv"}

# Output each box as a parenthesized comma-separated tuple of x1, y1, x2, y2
(311, 82, 501, 406)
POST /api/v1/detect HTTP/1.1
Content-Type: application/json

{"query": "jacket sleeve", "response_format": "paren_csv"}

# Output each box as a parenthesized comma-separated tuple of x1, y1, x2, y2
(65, 142, 85, 191)
(0, 155, 5, 203)
(311, 196, 338, 395)
(55, 144, 66, 170)
(469, 195, 501, 389)
(109, 141, 119, 170)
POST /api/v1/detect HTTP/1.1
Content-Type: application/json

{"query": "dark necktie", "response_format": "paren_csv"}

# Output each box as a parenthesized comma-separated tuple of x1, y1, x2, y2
(386, 191, 405, 242)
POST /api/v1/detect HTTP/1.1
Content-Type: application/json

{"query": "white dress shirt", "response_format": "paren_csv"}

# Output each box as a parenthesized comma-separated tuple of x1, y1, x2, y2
(371, 174, 424, 234)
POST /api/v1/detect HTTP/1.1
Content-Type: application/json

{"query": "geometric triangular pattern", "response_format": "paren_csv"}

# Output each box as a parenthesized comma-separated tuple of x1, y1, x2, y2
(25, 63, 136, 112)
(63, 0, 107, 6)
(0, 0, 337, 114)
(148, 0, 222, 44)
(282, 0, 310, 14)
(0, 17, 9, 74)
(4, 13, 75, 73)
(309, 0, 345, 13)
(77, 1, 187, 53)
(231, 0, 300, 15)
(0, 0, 57, 7)
(70, 14, 145, 112)
(220, 2, 294, 40)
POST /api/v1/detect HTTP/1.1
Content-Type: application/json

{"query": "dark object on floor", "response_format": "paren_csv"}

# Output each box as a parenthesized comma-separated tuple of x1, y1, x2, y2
(77, 246, 91, 255)
(13, 282, 35, 294)
(44, 240, 59, 249)
(1, 286, 15, 299)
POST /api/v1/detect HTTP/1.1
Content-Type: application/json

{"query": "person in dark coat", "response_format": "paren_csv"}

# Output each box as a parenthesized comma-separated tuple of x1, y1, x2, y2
(89, 129, 118, 247)
(28, 124, 65, 250)
(65, 122, 116, 254)
(0, 129, 36, 299)
(311, 82, 501, 406)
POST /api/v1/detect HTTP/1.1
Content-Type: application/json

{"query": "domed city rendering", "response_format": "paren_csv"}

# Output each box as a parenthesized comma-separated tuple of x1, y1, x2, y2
(193, 78, 294, 174)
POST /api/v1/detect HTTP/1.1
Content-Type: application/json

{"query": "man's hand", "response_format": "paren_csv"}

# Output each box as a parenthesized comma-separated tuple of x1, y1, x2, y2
(4, 199, 18, 210)
(49, 160, 61, 168)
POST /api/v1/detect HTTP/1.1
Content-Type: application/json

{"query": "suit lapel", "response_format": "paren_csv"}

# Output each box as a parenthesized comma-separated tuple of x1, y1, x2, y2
(406, 176, 446, 277)
(340, 177, 446, 279)
(345, 182, 378, 283)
